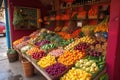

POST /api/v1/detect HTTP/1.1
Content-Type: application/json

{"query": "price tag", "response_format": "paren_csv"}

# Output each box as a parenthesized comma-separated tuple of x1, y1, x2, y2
(77, 21, 82, 27)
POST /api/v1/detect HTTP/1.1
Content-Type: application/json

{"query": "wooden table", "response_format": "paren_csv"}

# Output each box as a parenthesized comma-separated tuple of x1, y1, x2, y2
(15, 47, 106, 80)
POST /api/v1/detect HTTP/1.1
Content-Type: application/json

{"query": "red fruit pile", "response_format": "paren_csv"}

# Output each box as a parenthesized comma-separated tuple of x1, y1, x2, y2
(74, 43, 90, 51)
(45, 63, 67, 77)
(31, 51, 46, 60)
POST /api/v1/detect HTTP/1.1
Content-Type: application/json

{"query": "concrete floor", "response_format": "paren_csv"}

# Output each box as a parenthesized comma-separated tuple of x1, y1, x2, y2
(0, 37, 47, 80)
(0, 37, 7, 60)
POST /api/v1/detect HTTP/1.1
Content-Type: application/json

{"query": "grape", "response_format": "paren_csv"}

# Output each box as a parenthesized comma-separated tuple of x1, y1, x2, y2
(31, 51, 46, 60)
(74, 43, 90, 51)
(45, 63, 67, 76)
(87, 50, 102, 57)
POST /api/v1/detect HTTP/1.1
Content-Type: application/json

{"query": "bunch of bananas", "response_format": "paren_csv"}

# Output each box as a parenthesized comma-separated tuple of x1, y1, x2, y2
(94, 16, 109, 33)
(94, 23, 108, 33)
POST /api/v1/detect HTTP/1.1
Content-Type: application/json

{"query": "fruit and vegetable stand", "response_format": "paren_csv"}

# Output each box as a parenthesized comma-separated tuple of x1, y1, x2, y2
(13, 18, 108, 79)
(12, 0, 110, 79)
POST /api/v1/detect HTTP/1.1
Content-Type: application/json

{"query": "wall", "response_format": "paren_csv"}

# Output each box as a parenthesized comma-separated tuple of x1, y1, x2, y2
(8, 0, 50, 45)
(106, 0, 120, 80)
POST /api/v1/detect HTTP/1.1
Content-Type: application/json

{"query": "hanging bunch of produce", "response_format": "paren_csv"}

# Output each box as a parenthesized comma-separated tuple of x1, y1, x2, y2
(94, 16, 109, 33)
(13, 8, 24, 26)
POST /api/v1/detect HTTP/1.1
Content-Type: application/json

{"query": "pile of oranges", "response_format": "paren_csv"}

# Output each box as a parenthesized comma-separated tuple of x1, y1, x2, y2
(58, 50, 85, 66)
(26, 47, 41, 56)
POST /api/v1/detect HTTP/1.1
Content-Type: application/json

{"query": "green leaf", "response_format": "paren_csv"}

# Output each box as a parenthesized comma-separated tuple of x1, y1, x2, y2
(7, 49, 17, 54)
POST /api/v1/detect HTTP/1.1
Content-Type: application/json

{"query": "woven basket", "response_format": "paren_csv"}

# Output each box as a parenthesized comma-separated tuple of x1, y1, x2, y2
(7, 52, 18, 62)
(21, 60, 34, 77)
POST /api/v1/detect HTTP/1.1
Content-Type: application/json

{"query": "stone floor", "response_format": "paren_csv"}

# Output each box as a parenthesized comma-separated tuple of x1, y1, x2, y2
(0, 60, 47, 80)
(0, 37, 7, 60)
(0, 37, 47, 80)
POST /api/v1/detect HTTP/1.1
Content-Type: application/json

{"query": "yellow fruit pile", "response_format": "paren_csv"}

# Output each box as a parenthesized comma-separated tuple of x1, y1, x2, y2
(75, 59, 99, 74)
(64, 39, 81, 50)
(26, 47, 41, 56)
(94, 23, 108, 33)
(64, 36, 94, 50)
(79, 36, 95, 44)
(58, 50, 85, 66)
(60, 67, 92, 80)
(37, 55, 56, 68)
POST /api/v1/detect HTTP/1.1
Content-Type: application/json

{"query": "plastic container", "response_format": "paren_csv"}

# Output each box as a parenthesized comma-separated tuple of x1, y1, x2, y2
(21, 60, 34, 77)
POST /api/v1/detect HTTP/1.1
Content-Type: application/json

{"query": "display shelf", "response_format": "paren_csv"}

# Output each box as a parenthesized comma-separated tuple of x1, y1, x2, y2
(60, 0, 110, 10)
(50, 0, 110, 11)
(44, 19, 69, 22)
(71, 18, 98, 21)
(44, 0, 110, 30)
(44, 18, 99, 22)
(14, 46, 106, 80)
